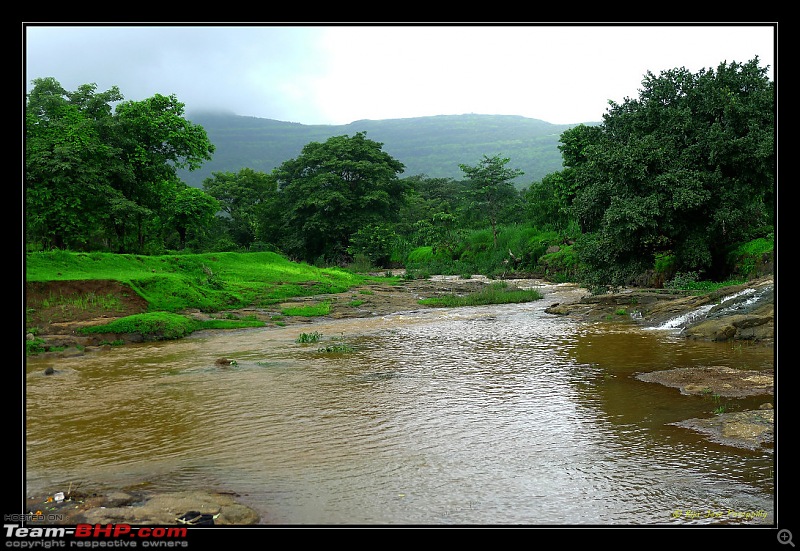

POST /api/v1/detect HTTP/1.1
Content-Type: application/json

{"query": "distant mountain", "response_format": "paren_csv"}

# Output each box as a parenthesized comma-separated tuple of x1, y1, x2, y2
(179, 112, 598, 189)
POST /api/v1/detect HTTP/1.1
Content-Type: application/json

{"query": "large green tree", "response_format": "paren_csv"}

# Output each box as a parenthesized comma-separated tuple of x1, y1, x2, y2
(272, 132, 407, 263)
(203, 168, 278, 250)
(459, 154, 524, 248)
(26, 78, 216, 253)
(566, 58, 774, 285)
(109, 93, 215, 252)
(169, 185, 221, 250)
(25, 78, 122, 249)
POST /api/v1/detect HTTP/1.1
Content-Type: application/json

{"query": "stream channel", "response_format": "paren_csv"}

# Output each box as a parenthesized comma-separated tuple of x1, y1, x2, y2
(24, 280, 775, 525)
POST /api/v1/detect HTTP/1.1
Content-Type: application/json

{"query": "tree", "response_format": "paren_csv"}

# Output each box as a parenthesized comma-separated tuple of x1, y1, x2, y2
(522, 172, 572, 232)
(25, 79, 215, 253)
(272, 132, 406, 263)
(566, 58, 774, 285)
(203, 168, 278, 250)
(25, 78, 122, 250)
(111, 93, 215, 252)
(169, 185, 221, 250)
(458, 155, 523, 248)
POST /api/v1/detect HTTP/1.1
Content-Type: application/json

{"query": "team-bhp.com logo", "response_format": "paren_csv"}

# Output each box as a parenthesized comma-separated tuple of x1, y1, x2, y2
(4, 523, 189, 547)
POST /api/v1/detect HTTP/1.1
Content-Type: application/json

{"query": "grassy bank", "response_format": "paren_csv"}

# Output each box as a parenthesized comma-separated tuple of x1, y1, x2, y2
(25, 250, 380, 351)
(26, 250, 371, 311)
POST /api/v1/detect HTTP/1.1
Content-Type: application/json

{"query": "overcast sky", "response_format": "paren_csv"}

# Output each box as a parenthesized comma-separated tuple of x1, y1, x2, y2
(23, 24, 776, 126)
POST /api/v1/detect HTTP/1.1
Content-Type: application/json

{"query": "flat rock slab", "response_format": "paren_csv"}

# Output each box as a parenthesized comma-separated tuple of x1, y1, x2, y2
(671, 409, 774, 450)
(635, 365, 774, 450)
(635, 365, 773, 398)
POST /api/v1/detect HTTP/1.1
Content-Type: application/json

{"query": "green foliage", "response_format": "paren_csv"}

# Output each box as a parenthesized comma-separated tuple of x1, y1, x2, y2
(315, 335, 355, 354)
(522, 172, 573, 231)
(281, 302, 332, 317)
(26, 78, 216, 253)
(665, 271, 745, 292)
(404, 225, 565, 278)
(202, 168, 279, 250)
(406, 246, 438, 264)
(316, 342, 355, 354)
(347, 224, 399, 268)
(178, 113, 576, 190)
(40, 292, 122, 311)
(170, 186, 221, 250)
(459, 154, 524, 248)
(727, 234, 775, 279)
(654, 253, 676, 275)
(536, 245, 580, 283)
(563, 58, 774, 285)
(26, 337, 47, 354)
(272, 131, 407, 263)
(26, 250, 368, 313)
(665, 271, 700, 290)
(296, 331, 323, 343)
(344, 254, 375, 274)
(419, 281, 543, 307)
(78, 312, 196, 340)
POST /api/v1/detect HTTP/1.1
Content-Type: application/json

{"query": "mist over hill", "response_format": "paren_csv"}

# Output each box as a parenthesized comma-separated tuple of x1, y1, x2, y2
(179, 112, 599, 189)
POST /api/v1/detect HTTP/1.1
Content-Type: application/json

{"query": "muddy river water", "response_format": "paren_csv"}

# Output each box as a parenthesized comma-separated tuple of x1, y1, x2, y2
(24, 282, 775, 525)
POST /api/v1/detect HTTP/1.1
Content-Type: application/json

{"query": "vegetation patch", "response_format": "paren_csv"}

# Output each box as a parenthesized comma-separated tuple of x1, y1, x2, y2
(78, 312, 197, 341)
(316, 335, 355, 354)
(419, 281, 543, 307)
(296, 331, 323, 343)
(26, 251, 372, 317)
(281, 301, 332, 317)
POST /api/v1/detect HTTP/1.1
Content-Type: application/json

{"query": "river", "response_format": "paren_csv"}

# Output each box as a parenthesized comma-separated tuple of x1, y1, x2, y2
(24, 281, 775, 525)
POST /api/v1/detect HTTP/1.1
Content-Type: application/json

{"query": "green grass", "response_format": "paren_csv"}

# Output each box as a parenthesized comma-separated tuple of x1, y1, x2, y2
(26, 250, 380, 312)
(78, 312, 198, 340)
(77, 311, 266, 340)
(296, 331, 323, 343)
(418, 281, 543, 307)
(41, 292, 123, 311)
(26, 250, 389, 348)
(315, 335, 355, 354)
(281, 301, 332, 317)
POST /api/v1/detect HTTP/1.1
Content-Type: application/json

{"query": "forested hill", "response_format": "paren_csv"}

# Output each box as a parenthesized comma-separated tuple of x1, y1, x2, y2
(179, 112, 596, 189)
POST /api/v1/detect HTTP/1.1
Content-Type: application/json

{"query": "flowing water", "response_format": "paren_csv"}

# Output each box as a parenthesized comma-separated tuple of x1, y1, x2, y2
(24, 281, 775, 525)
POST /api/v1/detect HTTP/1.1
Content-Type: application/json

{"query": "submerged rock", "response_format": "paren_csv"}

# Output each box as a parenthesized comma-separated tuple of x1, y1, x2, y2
(672, 409, 774, 450)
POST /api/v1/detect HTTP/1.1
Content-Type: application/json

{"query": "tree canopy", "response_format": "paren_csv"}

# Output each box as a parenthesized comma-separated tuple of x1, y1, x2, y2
(26, 78, 216, 253)
(271, 132, 407, 263)
(560, 58, 774, 285)
(459, 155, 524, 248)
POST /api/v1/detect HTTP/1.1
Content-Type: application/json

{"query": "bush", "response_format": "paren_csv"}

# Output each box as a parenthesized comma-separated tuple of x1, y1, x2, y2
(78, 312, 196, 341)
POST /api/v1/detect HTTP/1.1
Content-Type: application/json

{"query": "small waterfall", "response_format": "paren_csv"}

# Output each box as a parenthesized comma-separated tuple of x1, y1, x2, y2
(653, 303, 716, 330)
(649, 285, 772, 332)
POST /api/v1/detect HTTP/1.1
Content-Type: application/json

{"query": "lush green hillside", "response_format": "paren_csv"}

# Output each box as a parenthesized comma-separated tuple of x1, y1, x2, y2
(179, 112, 596, 189)
(25, 250, 368, 312)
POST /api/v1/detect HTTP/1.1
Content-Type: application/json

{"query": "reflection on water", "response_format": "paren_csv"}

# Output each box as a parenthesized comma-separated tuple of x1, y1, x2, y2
(25, 282, 774, 525)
